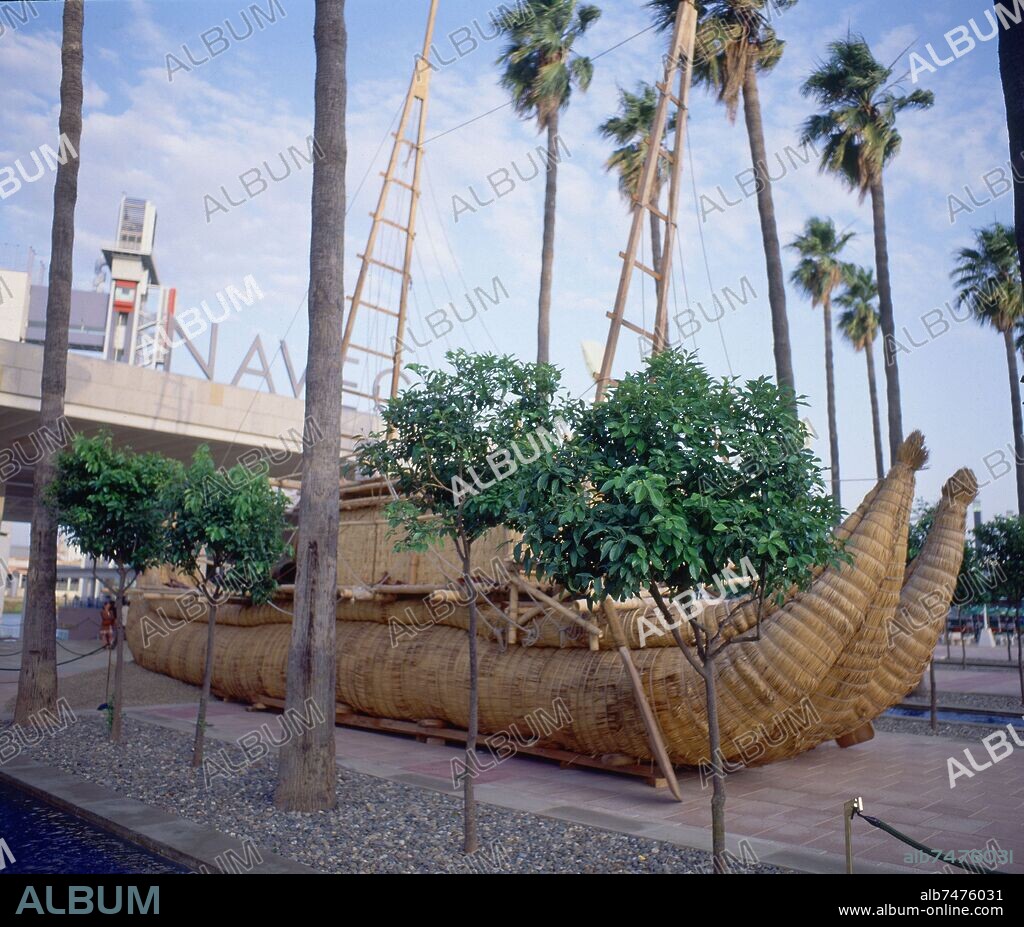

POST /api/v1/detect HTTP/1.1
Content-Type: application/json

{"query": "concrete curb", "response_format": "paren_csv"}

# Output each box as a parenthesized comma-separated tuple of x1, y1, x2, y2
(0, 756, 315, 874)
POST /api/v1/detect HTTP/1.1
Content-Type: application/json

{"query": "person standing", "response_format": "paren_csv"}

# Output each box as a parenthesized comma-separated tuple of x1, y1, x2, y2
(100, 600, 115, 649)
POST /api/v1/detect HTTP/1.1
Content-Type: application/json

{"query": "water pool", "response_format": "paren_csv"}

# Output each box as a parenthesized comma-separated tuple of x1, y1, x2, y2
(0, 781, 186, 874)
(885, 706, 1024, 728)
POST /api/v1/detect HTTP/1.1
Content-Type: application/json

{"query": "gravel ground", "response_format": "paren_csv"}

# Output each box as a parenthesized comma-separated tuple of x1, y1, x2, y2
(875, 686, 1023, 741)
(874, 713, 1020, 741)
(905, 692, 1024, 713)
(3, 661, 199, 716)
(9, 716, 788, 874)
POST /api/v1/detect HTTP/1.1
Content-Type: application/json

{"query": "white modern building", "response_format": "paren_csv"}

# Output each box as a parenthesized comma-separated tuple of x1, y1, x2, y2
(0, 196, 374, 622)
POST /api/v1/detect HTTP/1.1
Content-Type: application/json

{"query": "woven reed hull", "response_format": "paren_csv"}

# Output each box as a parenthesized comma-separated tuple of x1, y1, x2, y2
(126, 437, 970, 768)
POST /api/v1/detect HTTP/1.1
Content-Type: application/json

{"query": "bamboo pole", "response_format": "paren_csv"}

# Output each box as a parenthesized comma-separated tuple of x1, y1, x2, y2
(508, 583, 519, 645)
(603, 600, 682, 801)
(510, 576, 602, 637)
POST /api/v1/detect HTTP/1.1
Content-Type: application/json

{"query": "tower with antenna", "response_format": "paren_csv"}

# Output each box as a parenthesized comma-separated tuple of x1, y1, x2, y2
(101, 196, 176, 370)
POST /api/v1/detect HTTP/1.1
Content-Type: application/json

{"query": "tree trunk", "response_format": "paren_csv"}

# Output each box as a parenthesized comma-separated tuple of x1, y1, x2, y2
(742, 67, 796, 406)
(193, 598, 218, 768)
(275, 0, 345, 812)
(109, 571, 127, 743)
(1002, 327, 1024, 515)
(536, 113, 559, 365)
(703, 656, 727, 873)
(999, 14, 1024, 274)
(14, 0, 84, 727)
(823, 296, 841, 509)
(462, 536, 479, 854)
(869, 175, 903, 462)
(864, 339, 885, 479)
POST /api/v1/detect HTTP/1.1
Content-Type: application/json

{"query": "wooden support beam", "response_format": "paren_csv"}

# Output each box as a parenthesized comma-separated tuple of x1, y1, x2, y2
(511, 576, 602, 637)
(618, 251, 662, 281)
(375, 215, 412, 234)
(358, 254, 406, 276)
(603, 600, 683, 801)
(347, 342, 393, 360)
(508, 583, 519, 645)
(636, 199, 673, 225)
(345, 296, 400, 318)
(380, 173, 419, 193)
(259, 697, 665, 786)
(605, 312, 656, 343)
(655, 81, 685, 108)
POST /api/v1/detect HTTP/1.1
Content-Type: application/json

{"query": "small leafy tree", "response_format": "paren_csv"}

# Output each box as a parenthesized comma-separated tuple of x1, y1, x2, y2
(166, 446, 290, 768)
(512, 350, 842, 872)
(357, 350, 576, 853)
(47, 433, 181, 743)
(973, 515, 1024, 704)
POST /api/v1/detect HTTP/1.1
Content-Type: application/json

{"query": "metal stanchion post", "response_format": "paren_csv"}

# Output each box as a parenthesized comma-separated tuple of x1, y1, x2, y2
(843, 797, 863, 874)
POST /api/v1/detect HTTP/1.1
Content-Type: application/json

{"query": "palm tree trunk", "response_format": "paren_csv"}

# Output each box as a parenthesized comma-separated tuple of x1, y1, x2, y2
(864, 340, 885, 479)
(14, 0, 84, 727)
(1002, 326, 1024, 514)
(869, 175, 903, 461)
(275, 0, 345, 812)
(650, 182, 665, 350)
(823, 296, 841, 509)
(742, 67, 795, 406)
(537, 113, 559, 365)
(999, 15, 1024, 273)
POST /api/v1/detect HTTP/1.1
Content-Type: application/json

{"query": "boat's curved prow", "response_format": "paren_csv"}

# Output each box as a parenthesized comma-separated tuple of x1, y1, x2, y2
(845, 466, 978, 727)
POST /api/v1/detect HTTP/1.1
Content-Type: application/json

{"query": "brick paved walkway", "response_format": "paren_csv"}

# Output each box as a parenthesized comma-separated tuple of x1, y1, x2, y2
(934, 664, 1023, 698)
(128, 701, 1024, 874)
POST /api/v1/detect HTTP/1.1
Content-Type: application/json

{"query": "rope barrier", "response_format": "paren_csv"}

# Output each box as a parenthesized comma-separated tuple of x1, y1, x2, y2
(0, 643, 107, 670)
(854, 809, 1004, 875)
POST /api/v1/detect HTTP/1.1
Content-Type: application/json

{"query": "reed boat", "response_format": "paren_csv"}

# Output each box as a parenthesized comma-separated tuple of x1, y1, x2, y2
(126, 432, 976, 771)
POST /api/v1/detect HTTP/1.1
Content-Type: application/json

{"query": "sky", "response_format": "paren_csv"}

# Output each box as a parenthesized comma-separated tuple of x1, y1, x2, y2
(0, 0, 1020, 523)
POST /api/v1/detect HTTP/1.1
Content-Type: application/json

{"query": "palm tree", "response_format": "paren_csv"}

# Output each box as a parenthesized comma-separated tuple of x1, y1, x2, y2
(14, 0, 84, 727)
(999, 16, 1024, 273)
(952, 223, 1024, 515)
(836, 265, 884, 480)
(496, 0, 601, 364)
(800, 37, 933, 463)
(598, 82, 674, 342)
(788, 217, 853, 509)
(648, 0, 798, 404)
(274, 0, 345, 812)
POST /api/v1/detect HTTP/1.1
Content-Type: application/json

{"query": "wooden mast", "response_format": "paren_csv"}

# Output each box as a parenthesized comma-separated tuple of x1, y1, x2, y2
(595, 0, 697, 400)
(341, 0, 440, 406)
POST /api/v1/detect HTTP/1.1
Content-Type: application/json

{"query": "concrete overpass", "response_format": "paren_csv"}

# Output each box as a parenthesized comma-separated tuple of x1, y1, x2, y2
(0, 338, 374, 524)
